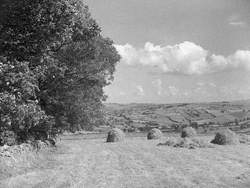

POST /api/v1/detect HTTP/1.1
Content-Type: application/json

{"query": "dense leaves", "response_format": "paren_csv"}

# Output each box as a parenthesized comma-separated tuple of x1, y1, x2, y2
(0, 0, 120, 145)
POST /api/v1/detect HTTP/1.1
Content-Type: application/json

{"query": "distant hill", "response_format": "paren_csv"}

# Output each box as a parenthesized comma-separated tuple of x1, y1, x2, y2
(101, 100, 250, 134)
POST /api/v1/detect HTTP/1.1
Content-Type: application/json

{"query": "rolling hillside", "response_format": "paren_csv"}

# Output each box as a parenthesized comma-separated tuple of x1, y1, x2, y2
(102, 100, 250, 134)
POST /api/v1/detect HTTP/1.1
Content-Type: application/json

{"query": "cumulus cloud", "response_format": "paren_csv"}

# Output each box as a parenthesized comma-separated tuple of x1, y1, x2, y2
(197, 82, 216, 88)
(228, 15, 247, 27)
(115, 42, 250, 75)
(136, 85, 145, 96)
(152, 79, 162, 95)
(229, 21, 246, 27)
(119, 91, 126, 96)
(168, 86, 179, 96)
(209, 82, 216, 87)
(197, 82, 205, 87)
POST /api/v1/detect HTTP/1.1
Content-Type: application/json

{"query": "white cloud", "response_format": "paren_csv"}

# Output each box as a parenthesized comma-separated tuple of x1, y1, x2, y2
(115, 42, 250, 75)
(119, 91, 126, 96)
(136, 85, 145, 96)
(229, 50, 250, 70)
(228, 15, 247, 27)
(115, 44, 137, 65)
(168, 86, 179, 96)
(197, 82, 205, 87)
(209, 82, 216, 87)
(152, 79, 162, 95)
(228, 14, 247, 27)
(197, 82, 216, 88)
(229, 21, 246, 27)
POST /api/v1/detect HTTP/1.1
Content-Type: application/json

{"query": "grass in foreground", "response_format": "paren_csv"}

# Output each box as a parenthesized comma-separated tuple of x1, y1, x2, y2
(0, 135, 250, 188)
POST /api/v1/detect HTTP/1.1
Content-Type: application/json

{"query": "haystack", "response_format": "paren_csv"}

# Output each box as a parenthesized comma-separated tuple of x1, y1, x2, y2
(181, 127, 197, 138)
(211, 129, 239, 145)
(106, 128, 125, 142)
(147, 128, 162, 140)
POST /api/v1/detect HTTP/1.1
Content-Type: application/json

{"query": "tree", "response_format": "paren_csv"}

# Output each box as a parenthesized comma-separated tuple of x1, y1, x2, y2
(0, 0, 100, 61)
(37, 12, 120, 131)
(0, 0, 120, 144)
(0, 57, 55, 143)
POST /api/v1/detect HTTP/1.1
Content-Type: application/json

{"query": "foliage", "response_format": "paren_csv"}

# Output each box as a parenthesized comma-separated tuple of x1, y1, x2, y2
(0, 0, 120, 144)
(41, 36, 119, 131)
(0, 131, 17, 146)
(0, 58, 55, 144)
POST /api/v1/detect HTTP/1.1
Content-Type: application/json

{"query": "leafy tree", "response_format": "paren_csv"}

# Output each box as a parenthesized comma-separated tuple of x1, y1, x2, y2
(0, 0, 99, 61)
(0, 57, 55, 143)
(0, 0, 120, 144)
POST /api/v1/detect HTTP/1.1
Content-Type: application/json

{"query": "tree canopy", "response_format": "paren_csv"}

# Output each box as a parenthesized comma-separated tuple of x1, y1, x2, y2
(0, 0, 120, 145)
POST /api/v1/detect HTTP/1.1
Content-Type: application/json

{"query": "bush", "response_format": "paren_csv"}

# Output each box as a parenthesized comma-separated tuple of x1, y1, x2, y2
(181, 127, 197, 138)
(147, 128, 162, 140)
(106, 128, 125, 142)
(211, 129, 239, 145)
(0, 131, 17, 146)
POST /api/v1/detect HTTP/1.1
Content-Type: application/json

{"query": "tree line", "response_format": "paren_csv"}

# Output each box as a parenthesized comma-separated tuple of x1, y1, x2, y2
(0, 0, 120, 145)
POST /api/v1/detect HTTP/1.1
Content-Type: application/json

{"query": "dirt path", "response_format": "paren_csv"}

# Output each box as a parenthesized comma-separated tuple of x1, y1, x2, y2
(0, 136, 250, 188)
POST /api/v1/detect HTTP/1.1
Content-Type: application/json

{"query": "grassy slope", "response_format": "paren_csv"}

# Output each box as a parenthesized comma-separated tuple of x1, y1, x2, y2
(104, 101, 250, 132)
(1, 135, 250, 188)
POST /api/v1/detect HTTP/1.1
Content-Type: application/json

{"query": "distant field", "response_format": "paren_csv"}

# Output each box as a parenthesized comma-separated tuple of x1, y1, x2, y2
(1, 134, 250, 188)
(103, 101, 250, 133)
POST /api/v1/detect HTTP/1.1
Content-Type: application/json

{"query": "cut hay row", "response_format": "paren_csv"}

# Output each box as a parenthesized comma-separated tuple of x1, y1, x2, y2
(158, 137, 214, 149)
(106, 127, 250, 149)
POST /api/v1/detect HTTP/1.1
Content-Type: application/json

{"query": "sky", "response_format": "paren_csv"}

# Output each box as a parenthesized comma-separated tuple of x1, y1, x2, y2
(84, 0, 250, 103)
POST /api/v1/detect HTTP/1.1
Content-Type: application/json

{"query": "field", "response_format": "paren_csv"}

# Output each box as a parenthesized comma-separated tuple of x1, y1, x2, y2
(103, 100, 250, 134)
(1, 134, 250, 188)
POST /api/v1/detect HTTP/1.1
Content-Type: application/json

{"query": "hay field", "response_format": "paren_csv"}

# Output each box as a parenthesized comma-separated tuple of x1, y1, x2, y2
(1, 135, 250, 188)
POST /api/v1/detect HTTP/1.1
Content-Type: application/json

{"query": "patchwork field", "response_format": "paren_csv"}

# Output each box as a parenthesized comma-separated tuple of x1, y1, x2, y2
(1, 134, 250, 188)
(103, 100, 250, 134)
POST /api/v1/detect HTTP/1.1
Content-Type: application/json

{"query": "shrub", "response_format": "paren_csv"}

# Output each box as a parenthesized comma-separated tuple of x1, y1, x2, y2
(211, 129, 239, 145)
(181, 127, 197, 138)
(0, 131, 17, 146)
(106, 128, 125, 142)
(147, 128, 162, 140)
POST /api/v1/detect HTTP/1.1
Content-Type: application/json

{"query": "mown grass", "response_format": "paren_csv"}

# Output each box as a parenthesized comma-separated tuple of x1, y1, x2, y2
(1, 134, 250, 188)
